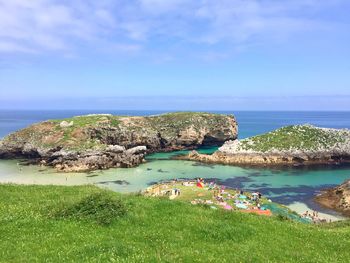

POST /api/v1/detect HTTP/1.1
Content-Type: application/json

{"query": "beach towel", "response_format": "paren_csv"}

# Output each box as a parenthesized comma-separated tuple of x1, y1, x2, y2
(235, 203, 248, 209)
(224, 205, 233, 210)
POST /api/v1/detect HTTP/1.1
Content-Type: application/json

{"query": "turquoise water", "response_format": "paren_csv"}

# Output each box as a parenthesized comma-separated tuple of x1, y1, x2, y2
(1, 154, 350, 219)
(1, 110, 350, 219)
(146, 146, 217, 160)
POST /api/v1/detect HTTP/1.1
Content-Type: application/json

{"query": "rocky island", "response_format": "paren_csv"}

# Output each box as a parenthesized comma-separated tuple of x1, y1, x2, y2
(184, 125, 350, 166)
(315, 179, 350, 216)
(0, 112, 237, 172)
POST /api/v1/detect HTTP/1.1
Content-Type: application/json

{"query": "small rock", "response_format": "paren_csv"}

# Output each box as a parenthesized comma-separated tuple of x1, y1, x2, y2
(60, 121, 74, 128)
(126, 146, 147, 155)
(106, 145, 125, 153)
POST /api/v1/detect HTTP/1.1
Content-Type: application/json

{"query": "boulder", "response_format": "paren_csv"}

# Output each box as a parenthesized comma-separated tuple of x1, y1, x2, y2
(60, 121, 74, 128)
(126, 146, 147, 155)
(106, 145, 125, 153)
(315, 179, 350, 216)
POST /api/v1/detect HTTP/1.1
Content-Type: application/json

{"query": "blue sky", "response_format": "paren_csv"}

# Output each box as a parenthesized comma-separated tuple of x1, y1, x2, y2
(0, 0, 349, 110)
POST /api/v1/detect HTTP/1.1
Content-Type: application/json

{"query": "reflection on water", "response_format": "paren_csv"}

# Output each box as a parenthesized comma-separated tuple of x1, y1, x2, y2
(1, 158, 350, 220)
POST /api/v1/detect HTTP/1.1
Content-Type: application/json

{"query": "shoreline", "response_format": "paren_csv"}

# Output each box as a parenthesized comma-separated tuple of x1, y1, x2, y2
(314, 183, 350, 217)
(143, 179, 338, 223)
(1, 156, 349, 221)
(177, 151, 350, 168)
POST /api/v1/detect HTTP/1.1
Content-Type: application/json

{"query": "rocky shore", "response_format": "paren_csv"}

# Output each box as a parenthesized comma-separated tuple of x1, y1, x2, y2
(315, 179, 350, 216)
(182, 125, 350, 166)
(0, 112, 237, 172)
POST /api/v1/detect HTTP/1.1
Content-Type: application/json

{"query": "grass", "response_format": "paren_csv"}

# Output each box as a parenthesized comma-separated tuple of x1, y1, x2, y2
(1, 184, 350, 262)
(50, 192, 128, 225)
(50, 115, 121, 128)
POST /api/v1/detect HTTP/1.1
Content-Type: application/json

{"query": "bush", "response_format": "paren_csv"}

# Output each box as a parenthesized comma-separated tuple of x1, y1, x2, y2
(51, 192, 128, 225)
(276, 214, 290, 222)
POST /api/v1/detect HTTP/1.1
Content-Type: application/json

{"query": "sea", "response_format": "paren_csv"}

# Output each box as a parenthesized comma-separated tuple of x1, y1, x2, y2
(1, 110, 350, 220)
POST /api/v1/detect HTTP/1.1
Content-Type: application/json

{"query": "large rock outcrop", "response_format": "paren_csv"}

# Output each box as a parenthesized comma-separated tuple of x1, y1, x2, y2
(315, 180, 350, 216)
(183, 125, 350, 166)
(0, 112, 237, 172)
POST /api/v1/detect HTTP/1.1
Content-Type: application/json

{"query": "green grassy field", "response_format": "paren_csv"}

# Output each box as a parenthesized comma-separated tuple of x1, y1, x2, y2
(1, 184, 350, 262)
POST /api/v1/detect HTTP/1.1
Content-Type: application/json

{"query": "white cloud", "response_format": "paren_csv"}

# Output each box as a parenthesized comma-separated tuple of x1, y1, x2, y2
(0, 41, 37, 53)
(0, 0, 346, 56)
(0, 0, 117, 53)
(193, 0, 333, 44)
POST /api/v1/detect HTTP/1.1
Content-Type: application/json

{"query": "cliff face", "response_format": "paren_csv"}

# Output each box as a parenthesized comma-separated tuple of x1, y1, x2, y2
(315, 180, 350, 216)
(0, 112, 237, 172)
(184, 125, 350, 166)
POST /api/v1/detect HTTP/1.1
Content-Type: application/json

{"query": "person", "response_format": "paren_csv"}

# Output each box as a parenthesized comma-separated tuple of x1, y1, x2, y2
(217, 194, 224, 202)
(213, 188, 219, 198)
(208, 182, 215, 190)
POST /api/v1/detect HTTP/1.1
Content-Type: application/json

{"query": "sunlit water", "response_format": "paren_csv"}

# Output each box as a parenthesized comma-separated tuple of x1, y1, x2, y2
(1, 110, 350, 220)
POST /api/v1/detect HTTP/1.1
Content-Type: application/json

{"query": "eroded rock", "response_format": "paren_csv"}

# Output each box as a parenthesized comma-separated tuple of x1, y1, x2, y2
(183, 125, 350, 166)
(315, 180, 350, 216)
(0, 112, 237, 172)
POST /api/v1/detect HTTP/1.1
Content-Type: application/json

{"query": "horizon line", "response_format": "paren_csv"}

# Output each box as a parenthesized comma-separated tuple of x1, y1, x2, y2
(1, 109, 350, 112)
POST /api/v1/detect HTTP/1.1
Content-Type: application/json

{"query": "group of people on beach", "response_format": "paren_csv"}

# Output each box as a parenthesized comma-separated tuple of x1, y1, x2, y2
(302, 210, 329, 223)
(146, 178, 331, 222)
(192, 178, 266, 211)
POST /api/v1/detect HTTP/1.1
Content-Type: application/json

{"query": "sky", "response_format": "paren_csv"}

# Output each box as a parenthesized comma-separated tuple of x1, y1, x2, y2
(0, 0, 349, 110)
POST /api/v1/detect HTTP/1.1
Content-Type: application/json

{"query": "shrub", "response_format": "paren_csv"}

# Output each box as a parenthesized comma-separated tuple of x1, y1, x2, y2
(51, 192, 127, 225)
(276, 214, 290, 222)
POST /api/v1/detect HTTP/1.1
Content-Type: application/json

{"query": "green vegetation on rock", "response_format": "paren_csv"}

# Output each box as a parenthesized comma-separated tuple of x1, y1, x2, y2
(239, 125, 348, 152)
(51, 114, 121, 128)
(1, 112, 237, 152)
(1, 184, 350, 262)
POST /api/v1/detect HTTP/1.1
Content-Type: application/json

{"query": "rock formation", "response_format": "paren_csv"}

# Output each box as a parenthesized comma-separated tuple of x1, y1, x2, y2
(0, 112, 237, 172)
(183, 125, 350, 166)
(315, 180, 350, 216)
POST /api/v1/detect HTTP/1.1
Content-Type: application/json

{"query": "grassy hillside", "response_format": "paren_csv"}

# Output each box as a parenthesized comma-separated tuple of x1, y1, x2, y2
(1, 185, 350, 262)
(237, 125, 349, 152)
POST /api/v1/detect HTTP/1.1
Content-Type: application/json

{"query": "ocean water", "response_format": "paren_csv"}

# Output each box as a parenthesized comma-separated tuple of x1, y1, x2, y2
(1, 110, 350, 220)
